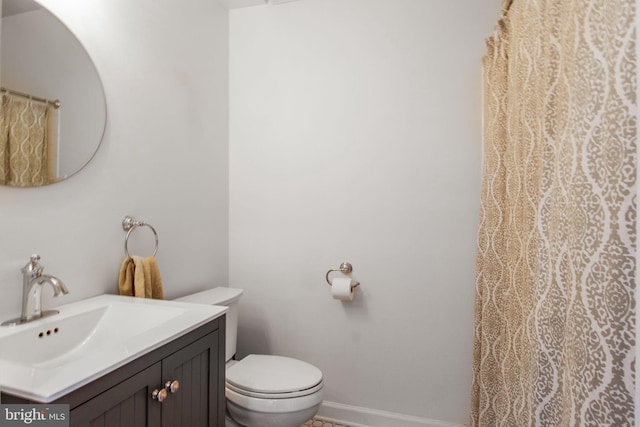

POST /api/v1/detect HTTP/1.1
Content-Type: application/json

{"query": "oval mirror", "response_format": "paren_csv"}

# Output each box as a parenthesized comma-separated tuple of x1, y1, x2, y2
(1, 0, 106, 187)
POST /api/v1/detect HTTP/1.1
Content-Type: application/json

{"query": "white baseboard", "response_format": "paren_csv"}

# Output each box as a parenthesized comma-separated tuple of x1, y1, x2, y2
(315, 401, 467, 427)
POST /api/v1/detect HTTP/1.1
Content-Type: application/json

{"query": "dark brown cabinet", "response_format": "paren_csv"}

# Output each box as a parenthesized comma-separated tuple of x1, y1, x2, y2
(70, 362, 162, 426)
(1, 316, 226, 427)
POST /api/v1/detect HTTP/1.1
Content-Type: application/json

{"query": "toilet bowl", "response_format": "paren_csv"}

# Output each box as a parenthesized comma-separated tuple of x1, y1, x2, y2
(225, 355, 323, 426)
(174, 287, 323, 427)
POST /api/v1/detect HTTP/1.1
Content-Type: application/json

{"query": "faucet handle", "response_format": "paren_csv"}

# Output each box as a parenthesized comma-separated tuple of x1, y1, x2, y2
(24, 254, 44, 278)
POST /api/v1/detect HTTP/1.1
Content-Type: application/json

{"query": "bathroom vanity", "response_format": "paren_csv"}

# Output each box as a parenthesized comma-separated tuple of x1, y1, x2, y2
(0, 295, 226, 427)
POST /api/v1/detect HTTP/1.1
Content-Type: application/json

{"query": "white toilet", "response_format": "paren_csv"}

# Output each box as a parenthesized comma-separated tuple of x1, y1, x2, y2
(174, 287, 323, 427)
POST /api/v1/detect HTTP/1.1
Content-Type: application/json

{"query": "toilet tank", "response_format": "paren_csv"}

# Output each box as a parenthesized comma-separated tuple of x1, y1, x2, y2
(174, 287, 243, 362)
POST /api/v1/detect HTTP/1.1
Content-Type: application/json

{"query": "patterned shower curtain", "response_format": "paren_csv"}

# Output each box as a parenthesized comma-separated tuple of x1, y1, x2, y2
(0, 94, 49, 187)
(471, 0, 636, 425)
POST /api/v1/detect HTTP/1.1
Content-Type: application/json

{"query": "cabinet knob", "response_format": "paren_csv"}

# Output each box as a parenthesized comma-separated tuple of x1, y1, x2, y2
(165, 380, 180, 394)
(151, 388, 168, 403)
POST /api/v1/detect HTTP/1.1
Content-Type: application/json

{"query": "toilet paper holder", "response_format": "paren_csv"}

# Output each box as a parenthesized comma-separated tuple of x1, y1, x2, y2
(325, 262, 360, 288)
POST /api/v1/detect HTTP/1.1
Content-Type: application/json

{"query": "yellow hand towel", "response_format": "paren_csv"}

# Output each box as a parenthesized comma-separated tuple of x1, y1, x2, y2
(118, 255, 164, 299)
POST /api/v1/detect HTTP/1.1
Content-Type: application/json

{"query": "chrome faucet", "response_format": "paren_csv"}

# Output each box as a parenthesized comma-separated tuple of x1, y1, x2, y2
(1, 254, 69, 326)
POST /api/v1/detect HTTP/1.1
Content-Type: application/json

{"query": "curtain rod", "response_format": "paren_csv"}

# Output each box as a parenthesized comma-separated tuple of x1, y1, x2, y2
(0, 87, 60, 109)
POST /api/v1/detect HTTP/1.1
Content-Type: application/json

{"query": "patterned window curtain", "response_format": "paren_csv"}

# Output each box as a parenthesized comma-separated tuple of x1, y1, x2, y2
(0, 94, 49, 187)
(471, 0, 636, 426)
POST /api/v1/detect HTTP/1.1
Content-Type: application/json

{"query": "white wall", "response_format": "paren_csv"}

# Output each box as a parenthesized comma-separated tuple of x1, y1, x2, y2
(0, 0, 229, 321)
(229, 0, 501, 424)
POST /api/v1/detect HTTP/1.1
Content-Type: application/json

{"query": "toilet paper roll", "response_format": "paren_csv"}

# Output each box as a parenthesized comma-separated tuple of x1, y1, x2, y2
(331, 277, 356, 301)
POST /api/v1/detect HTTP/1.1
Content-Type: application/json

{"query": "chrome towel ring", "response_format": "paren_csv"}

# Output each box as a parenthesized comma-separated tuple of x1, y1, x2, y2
(122, 216, 158, 257)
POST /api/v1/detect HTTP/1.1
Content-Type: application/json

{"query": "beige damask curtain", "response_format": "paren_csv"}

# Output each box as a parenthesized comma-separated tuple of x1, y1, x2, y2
(472, 0, 636, 425)
(0, 94, 49, 187)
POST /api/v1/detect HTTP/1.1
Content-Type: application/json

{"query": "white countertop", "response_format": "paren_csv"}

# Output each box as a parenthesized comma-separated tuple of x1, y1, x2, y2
(0, 294, 227, 402)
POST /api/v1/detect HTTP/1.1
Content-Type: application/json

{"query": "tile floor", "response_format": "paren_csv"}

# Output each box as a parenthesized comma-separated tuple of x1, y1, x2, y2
(302, 419, 349, 427)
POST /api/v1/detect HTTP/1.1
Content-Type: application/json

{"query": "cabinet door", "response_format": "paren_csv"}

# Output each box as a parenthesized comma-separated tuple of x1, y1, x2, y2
(161, 331, 221, 427)
(70, 362, 162, 427)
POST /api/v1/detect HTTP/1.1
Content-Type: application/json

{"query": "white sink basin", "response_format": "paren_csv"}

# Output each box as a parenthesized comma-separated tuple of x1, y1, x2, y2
(0, 294, 227, 402)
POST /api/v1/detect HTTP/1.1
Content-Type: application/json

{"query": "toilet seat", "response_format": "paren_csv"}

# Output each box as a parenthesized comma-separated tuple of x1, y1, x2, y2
(226, 354, 323, 396)
(226, 380, 323, 399)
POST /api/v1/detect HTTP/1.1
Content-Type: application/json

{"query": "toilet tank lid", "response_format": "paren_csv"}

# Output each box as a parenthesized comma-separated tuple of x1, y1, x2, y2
(174, 287, 243, 306)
